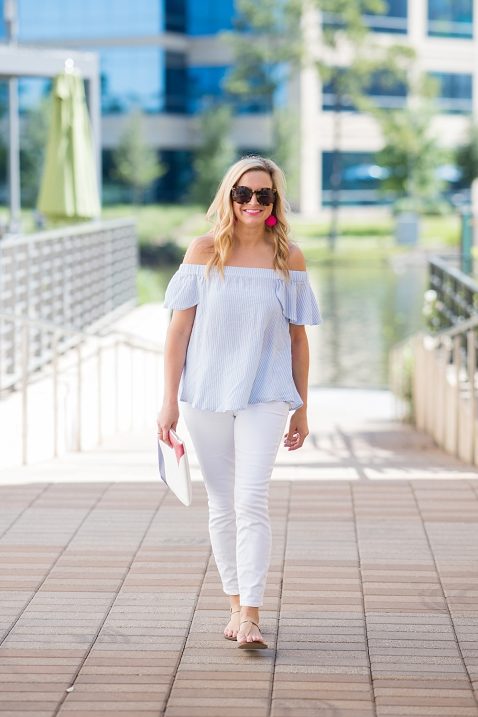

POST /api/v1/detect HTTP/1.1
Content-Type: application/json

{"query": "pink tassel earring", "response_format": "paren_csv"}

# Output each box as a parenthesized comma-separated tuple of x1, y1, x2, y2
(265, 215, 277, 227)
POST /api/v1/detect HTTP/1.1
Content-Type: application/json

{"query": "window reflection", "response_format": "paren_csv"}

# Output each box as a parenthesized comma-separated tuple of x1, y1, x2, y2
(17, 0, 162, 39)
(100, 47, 162, 115)
(364, 0, 407, 34)
(165, 0, 187, 33)
(165, 52, 187, 113)
(323, 0, 407, 35)
(322, 70, 407, 112)
(187, 0, 235, 35)
(322, 151, 388, 206)
(430, 72, 473, 113)
(428, 0, 473, 39)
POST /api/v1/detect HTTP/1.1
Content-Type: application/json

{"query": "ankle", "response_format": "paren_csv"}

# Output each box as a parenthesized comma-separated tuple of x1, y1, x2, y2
(229, 594, 240, 612)
(240, 606, 259, 622)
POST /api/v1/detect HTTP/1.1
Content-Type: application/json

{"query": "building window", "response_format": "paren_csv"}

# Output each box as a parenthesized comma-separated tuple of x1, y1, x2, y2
(323, 1, 407, 35)
(165, 52, 187, 113)
(165, 0, 187, 33)
(322, 69, 407, 112)
(187, 0, 235, 35)
(188, 66, 272, 114)
(322, 151, 390, 206)
(428, 0, 473, 39)
(430, 72, 473, 113)
(0, 0, 5, 38)
(364, 0, 407, 34)
(17, 0, 163, 40)
(100, 47, 162, 115)
(188, 66, 228, 114)
(156, 149, 194, 201)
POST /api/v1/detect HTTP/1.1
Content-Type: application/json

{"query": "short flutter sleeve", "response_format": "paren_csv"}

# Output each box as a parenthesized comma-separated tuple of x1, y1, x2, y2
(275, 272, 322, 325)
(163, 264, 202, 310)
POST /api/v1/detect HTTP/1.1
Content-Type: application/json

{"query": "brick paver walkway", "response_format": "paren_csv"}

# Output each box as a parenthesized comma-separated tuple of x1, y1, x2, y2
(1, 473, 478, 717)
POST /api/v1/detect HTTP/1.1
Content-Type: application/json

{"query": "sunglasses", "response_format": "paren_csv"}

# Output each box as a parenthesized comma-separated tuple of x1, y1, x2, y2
(231, 186, 277, 206)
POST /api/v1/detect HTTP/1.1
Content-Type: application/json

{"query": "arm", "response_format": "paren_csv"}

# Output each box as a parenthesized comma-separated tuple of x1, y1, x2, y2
(157, 307, 196, 447)
(284, 324, 310, 451)
(157, 235, 213, 446)
(284, 243, 311, 451)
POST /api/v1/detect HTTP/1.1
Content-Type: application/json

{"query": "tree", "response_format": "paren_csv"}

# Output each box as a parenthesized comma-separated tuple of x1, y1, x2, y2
(455, 123, 478, 188)
(113, 109, 166, 204)
(225, 0, 415, 249)
(190, 104, 236, 206)
(21, 97, 50, 207)
(270, 107, 300, 209)
(373, 80, 449, 214)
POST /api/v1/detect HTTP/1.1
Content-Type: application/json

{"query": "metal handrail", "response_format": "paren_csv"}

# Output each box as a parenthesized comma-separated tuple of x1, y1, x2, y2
(0, 217, 136, 248)
(0, 310, 163, 465)
(435, 313, 478, 339)
(0, 311, 163, 353)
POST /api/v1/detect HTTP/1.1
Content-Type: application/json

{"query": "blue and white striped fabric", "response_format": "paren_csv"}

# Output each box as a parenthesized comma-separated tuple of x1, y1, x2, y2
(163, 263, 322, 413)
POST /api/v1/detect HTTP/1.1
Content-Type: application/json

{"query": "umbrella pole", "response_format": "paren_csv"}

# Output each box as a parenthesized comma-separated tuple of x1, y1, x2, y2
(5, 1, 21, 234)
(7, 75, 21, 234)
(87, 74, 102, 213)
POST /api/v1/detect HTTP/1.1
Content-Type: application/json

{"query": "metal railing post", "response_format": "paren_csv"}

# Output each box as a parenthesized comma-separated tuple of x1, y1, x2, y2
(0, 311, 163, 464)
(52, 331, 59, 458)
(76, 343, 82, 452)
(21, 321, 29, 465)
(467, 329, 476, 464)
(453, 335, 461, 458)
(97, 342, 102, 446)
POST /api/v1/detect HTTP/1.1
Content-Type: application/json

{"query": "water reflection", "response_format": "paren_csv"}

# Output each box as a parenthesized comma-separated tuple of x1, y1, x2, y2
(156, 259, 428, 390)
(307, 260, 427, 388)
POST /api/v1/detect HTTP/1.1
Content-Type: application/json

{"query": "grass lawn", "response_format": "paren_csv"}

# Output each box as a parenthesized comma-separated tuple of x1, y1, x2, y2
(101, 204, 208, 246)
(2, 205, 460, 305)
(2, 202, 459, 305)
(2, 203, 461, 253)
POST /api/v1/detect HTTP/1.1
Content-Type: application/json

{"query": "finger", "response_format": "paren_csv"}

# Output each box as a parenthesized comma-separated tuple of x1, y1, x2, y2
(158, 427, 173, 447)
(286, 434, 302, 450)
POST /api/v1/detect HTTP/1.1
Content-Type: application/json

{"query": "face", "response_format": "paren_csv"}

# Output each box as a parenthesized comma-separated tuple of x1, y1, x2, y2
(231, 170, 275, 226)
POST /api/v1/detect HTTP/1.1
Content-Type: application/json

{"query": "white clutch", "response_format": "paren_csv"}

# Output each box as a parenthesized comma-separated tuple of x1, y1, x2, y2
(157, 429, 192, 506)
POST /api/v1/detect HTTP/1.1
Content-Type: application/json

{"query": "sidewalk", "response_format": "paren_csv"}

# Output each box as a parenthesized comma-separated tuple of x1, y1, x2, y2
(0, 388, 477, 716)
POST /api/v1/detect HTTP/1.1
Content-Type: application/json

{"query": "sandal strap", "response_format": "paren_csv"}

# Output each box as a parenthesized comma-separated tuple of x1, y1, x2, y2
(239, 619, 259, 628)
(230, 609, 240, 615)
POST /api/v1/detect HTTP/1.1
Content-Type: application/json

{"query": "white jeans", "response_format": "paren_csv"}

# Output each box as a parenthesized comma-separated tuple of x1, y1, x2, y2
(181, 400, 290, 607)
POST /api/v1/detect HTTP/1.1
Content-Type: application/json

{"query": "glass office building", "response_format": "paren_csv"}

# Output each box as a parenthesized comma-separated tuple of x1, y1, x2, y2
(0, 0, 476, 209)
(0, 0, 240, 201)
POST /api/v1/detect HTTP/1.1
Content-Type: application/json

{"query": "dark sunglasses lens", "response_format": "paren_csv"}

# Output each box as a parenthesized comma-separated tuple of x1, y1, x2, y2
(232, 187, 252, 203)
(256, 190, 275, 205)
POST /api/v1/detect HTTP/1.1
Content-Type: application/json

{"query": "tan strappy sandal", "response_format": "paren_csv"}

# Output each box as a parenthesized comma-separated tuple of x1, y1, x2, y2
(237, 618, 268, 649)
(224, 608, 241, 641)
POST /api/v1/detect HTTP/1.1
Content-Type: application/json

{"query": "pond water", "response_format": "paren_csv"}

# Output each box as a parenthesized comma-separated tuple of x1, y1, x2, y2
(156, 257, 428, 390)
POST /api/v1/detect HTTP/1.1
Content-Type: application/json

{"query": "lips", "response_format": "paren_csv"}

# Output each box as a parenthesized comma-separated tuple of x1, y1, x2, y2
(243, 209, 262, 215)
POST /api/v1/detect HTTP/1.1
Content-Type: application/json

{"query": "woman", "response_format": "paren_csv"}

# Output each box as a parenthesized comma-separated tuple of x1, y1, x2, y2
(157, 156, 321, 649)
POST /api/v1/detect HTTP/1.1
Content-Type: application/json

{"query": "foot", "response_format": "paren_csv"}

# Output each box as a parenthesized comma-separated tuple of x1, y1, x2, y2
(224, 609, 241, 640)
(237, 618, 268, 648)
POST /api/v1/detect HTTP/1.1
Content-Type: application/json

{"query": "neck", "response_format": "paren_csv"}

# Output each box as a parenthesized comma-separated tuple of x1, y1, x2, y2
(233, 223, 266, 248)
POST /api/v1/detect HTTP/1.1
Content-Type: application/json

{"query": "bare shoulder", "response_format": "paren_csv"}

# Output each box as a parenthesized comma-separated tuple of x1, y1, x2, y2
(183, 235, 215, 265)
(287, 242, 307, 271)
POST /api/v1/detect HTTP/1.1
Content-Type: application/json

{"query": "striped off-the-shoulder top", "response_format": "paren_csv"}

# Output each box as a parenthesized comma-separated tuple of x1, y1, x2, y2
(163, 263, 322, 412)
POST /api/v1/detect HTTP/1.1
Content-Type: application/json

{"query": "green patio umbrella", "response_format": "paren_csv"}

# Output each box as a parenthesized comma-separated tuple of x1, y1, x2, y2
(37, 69, 100, 220)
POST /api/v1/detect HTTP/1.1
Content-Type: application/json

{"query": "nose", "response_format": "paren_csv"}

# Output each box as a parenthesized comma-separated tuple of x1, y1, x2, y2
(247, 192, 261, 207)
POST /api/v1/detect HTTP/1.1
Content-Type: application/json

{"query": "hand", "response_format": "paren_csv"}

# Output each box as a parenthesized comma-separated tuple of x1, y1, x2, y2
(157, 403, 179, 447)
(283, 407, 309, 451)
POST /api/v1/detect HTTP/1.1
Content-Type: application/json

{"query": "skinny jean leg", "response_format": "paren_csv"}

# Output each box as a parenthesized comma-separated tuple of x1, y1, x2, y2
(233, 401, 290, 607)
(180, 402, 239, 595)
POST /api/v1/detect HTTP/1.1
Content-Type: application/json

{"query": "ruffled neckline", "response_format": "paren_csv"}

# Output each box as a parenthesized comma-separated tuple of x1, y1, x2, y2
(179, 263, 308, 279)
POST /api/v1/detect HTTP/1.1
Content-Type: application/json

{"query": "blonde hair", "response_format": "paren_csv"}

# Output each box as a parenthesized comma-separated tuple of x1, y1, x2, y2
(205, 155, 291, 280)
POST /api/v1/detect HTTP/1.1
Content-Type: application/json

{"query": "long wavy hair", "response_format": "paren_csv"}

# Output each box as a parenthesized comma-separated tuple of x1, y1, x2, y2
(205, 155, 291, 280)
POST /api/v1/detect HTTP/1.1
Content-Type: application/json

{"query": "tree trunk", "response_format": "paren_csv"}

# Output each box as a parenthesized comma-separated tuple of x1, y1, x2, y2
(329, 90, 343, 252)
